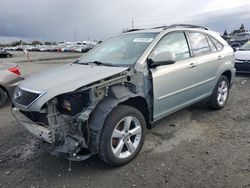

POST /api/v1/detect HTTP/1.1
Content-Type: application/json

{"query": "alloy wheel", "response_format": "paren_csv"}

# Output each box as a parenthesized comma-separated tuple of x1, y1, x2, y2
(217, 80, 228, 106)
(111, 116, 142, 159)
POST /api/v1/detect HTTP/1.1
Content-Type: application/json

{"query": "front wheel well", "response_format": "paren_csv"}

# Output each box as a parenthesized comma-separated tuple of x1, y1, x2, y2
(222, 70, 232, 84)
(121, 97, 150, 128)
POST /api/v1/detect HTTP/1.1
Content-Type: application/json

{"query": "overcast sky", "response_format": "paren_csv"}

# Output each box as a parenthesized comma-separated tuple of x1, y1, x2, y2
(0, 0, 250, 42)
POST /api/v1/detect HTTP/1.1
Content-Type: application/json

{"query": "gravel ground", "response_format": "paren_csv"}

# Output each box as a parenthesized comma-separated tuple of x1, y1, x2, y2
(0, 52, 249, 188)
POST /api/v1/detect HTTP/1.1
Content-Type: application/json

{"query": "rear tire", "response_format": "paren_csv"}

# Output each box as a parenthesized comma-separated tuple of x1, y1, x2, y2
(0, 88, 8, 108)
(99, 105, 146, 166)
(208, 75, 229, 110)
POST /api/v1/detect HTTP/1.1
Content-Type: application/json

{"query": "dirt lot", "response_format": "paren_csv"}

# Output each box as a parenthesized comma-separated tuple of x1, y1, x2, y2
(0, 52, 249, 188)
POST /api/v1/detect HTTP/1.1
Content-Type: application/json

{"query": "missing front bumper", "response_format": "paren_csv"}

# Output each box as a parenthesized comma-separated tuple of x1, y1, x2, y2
(11, 107, 54, 143)
(12, 107, 92, 161)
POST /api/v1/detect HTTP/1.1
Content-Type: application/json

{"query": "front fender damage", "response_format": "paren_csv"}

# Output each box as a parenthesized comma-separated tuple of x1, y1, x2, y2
(88, 85, 139, 154)
(40, 70, 147, 161)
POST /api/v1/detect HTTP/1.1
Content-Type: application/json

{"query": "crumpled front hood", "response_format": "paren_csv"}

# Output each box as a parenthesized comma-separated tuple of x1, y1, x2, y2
(17, 63, 128, 111)
(235, 50, 250, 60)
(20, 63, 128, 92)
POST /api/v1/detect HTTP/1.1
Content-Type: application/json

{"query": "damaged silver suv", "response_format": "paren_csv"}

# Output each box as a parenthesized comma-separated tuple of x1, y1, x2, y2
(12, 24, 235, 166)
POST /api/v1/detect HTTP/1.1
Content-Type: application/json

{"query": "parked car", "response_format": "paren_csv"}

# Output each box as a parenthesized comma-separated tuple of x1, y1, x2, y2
(231, 42, 241, 52)
(12, 24, 235, 166)
(235, 41, 250, 73)
(229, 32, 250, 45)
(0, 63, 24, 107)
(39, 46, 50, 52)
(81, 46, 91, 53)
(0, 49, 13, 58)
(73, 47, 83, 53)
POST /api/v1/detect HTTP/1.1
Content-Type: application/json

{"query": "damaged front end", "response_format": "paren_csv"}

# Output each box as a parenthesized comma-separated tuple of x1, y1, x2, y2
(12, 90, 93, 161)
(11, 68, 148, 161)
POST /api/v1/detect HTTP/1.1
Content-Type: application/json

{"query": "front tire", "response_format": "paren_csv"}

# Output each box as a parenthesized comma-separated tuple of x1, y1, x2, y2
(208, 75, 229, 110)
(99, 105, 146, 166)
(0, 88, 8, 108)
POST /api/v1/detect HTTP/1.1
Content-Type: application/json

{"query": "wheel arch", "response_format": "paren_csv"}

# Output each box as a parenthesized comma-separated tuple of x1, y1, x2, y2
(120, 96, 150, 128)
(221, 70, 232, 83)
(87, 84, 149, 153)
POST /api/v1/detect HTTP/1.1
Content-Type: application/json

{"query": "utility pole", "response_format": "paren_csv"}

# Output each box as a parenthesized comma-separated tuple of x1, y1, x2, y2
(132, 19, 134, 29)
(74, 30, 77, 42)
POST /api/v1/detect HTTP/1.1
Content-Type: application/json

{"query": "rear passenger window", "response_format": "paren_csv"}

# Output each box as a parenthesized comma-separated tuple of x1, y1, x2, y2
(153, 32, 190, 61)
(210, 37, 223, 51)
(188, 32, 210, 56)
(206, 36, 217, 53)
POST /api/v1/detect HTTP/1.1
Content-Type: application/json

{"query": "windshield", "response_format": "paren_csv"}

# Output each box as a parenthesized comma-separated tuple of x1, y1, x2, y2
(240, 42, 250, 50)
(77, 33, 157, 66)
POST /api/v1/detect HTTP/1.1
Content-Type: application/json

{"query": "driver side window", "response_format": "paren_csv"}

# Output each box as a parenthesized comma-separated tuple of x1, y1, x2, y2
(153, 32, 190, 61)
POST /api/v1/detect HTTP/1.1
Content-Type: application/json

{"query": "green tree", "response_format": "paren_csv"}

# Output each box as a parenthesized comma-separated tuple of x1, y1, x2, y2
(11, 41, 22, 46)
(239, 24, 245, 32)
(44, 41, 52, 45)
(31, 40, 43, 45)
(223, 30, 228, 36)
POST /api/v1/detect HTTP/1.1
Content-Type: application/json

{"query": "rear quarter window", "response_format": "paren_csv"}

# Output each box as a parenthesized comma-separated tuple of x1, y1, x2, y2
(188, 32, 210, 56)
(209, 36, 223, 51)
(206, 35, 217, 53)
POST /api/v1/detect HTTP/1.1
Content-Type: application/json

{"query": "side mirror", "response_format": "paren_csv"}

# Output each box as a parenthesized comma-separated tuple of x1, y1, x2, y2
(148, 51, 176, 67)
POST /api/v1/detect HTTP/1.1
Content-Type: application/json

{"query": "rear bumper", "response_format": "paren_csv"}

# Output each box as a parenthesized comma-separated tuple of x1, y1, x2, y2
(11, 107, 54, 143)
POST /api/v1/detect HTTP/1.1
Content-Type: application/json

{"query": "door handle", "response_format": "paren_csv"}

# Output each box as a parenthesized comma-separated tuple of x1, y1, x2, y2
(217, 55, 223, 60)
(188, 63, 196, 68)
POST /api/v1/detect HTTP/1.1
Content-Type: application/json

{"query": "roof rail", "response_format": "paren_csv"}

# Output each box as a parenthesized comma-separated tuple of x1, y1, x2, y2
(164, 24, 209, 30)
(124, 26, 167, 33)
(123, 24, 209, 33)
(150, 25, 167, 29)
(123, 28, 144, 33)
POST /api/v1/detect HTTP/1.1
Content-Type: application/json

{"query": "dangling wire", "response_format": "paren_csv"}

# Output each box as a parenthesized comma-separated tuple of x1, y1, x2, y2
(68, 157, 72, 172)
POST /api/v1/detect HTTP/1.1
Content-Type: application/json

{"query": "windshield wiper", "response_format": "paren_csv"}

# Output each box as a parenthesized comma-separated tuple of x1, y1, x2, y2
(74, 60, 90, 65)
(76, 60, 119, 67)
(73, 60, 79, 64)
(87, 61, 104, 65)
(85, 61, 115, 66)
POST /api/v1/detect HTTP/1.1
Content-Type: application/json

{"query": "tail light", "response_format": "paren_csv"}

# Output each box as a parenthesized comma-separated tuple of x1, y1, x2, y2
(8, 66, 21, 76)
